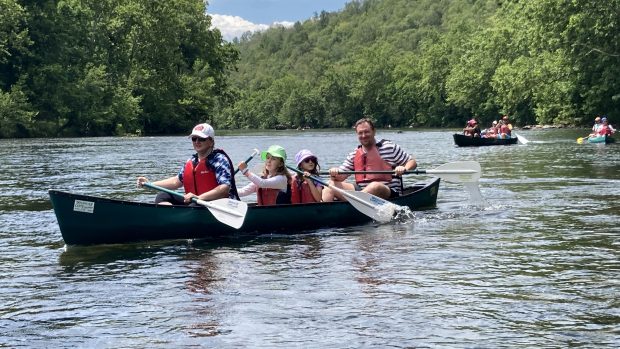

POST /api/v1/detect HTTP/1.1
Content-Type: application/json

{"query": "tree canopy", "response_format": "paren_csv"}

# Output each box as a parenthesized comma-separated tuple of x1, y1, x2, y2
(1, 0, 619, 137)
(220, 0, 620, 129)
(0, 0, 236, 137)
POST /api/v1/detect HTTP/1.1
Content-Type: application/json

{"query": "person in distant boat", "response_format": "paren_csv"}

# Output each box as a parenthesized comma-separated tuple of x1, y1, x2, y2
(322, 118, 417, 202)
(501, 115, 513, 131)
(482, 120, 498, 138)
(463, 118, 481, 137)
(592, 116, 602, 132)
(587, 116, 603, 138)
(596, 117, 615, 137)
(498, 116, 512, 139)
(291, 149, 323, 203)
(237, 145, 292, 205)
(136, 123, 239, 205)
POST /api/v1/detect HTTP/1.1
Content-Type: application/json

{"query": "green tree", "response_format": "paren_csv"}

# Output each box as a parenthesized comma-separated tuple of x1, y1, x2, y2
(0, 0, 34, 137)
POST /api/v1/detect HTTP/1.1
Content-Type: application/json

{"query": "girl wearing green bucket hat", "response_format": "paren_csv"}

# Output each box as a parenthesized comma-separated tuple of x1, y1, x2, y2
(237, 145, 292, 205)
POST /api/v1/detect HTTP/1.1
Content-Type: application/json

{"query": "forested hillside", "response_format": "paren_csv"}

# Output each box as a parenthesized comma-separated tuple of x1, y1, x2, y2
(0, 0, 236, 137)
(1, 0, 619, 137)
(218, 0, 620, 129)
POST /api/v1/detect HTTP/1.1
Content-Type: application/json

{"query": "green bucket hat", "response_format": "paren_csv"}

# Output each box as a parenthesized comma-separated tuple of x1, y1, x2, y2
(261, 145, 287, 161)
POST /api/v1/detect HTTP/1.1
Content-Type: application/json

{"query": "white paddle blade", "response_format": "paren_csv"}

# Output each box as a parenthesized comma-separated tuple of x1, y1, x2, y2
(514, 132, 530, 144)
(196, 198, 248, 229)
(341, 190, 397, 223)
(426, 161, 481, 183)
(463, 182, 486, 206)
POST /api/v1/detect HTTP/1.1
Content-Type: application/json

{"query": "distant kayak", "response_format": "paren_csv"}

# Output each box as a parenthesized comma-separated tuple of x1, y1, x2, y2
(577, 135, 615, 144)
(453, 133, 518, 147)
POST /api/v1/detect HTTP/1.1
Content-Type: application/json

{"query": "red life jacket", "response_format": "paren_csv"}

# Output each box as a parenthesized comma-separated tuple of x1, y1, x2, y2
(500, 124, 511, 136)
(183, 158, 218, 195)
(257, 184, 292, 205)
(598, 125, 613, 136)
(257, 187, 279, 205)
(353, 144, 393, 184)
(291, 176, 319, 203)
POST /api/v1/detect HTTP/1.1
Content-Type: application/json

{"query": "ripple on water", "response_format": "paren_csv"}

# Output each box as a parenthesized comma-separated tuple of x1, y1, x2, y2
(0, 132, 619, 348)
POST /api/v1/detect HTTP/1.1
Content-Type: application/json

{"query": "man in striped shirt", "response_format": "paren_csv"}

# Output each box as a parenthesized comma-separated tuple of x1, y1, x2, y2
(322, 118, 417, 201)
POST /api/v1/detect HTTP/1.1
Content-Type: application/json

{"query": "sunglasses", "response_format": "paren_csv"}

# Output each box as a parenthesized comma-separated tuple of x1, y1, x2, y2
(302, 157, 317, 163)
(191, 137, 208, 142)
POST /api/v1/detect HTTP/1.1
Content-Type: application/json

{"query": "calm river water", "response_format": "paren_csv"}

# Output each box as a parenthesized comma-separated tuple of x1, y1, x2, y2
(0, 129, 618, 348)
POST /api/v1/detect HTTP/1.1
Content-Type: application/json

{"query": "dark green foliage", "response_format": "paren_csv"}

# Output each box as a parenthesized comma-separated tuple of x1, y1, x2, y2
(1, 0, 619, 137)
(226, 0, 620, 129)
(0, 0, 236, 137)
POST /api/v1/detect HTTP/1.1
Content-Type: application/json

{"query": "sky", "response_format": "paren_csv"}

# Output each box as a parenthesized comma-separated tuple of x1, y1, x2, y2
(207, 0, 351, 41)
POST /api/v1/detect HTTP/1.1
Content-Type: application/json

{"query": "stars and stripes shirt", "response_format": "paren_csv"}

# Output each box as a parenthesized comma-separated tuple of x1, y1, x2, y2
(339, 139, 412, 193)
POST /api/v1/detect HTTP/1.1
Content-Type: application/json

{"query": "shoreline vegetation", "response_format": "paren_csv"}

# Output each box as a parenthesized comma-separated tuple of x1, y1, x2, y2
(24, 124, 592, 139)
(1, 0, 618, 139)
(0, 123, 590, 140)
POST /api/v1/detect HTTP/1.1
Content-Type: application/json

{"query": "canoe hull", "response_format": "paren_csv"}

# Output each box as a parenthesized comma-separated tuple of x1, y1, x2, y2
(453, 133, 518, 147)
(586, 135, 615, 144)
(50, 178, 440, 245)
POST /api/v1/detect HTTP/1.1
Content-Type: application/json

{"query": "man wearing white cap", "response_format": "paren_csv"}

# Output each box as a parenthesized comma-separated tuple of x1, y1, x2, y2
(136, 123, 239, 205)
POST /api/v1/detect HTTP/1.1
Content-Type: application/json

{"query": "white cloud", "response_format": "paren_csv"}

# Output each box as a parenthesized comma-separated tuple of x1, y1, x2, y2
(210, 14, 294, 41)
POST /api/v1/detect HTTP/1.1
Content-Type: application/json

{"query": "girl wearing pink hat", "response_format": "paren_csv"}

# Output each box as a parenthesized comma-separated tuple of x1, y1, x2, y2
(291, 149, 323, 203)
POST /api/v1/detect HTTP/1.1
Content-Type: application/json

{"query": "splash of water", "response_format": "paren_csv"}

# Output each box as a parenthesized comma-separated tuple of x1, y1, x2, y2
(373, 203, 415, 223)
(392, 204, 415, 222)
(374, 203, 398, 222)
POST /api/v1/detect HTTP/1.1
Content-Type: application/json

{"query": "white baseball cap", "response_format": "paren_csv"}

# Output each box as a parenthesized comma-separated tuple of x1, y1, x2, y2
(189, 123, 214, 139)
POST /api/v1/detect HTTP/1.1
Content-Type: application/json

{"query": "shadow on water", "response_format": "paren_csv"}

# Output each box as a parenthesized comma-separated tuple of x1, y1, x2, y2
(58, 237, 251, 270)
(56, 215, 420, 271)
(56, 230, 344, 270)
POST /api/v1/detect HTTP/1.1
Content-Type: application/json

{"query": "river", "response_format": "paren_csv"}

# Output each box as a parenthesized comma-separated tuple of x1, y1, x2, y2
(0, 128, 618, 348)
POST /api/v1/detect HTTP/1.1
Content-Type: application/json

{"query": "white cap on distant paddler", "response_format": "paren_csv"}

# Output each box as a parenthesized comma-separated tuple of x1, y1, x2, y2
(189, 123, 214, 139)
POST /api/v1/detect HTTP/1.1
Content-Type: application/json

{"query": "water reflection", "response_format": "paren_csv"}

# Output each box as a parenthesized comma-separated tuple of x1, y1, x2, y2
(58, 241, 188, 270)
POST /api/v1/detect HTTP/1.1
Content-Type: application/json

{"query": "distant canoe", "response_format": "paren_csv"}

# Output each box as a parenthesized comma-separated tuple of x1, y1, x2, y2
(453, 134, 518, 147)
(586, 135, 615, 144)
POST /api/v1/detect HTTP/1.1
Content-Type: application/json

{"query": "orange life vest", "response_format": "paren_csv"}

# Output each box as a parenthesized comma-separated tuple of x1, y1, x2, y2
(257, 185, 291, 205)
(183, 158, 218, 195)
(598, 125, 613, 136)
(500, 124, 511, 136)
(291, 176, 319, 203)
(353, 144, 393, 184)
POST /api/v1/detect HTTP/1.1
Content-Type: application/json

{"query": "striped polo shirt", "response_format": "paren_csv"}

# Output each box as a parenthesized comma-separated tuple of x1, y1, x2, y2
(339, 139, 412, 193)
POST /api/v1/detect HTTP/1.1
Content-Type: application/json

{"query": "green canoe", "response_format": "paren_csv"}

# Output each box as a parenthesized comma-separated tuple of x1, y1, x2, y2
(49, 178, 440, 246)
(586, 135, 615, 144)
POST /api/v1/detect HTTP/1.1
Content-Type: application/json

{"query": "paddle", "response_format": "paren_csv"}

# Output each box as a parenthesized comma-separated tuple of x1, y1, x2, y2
(286, 165, 398, 223)
(234, 148, 260, 175)
(320, 161, 481, 183)
(143, 183, 248, 229)
(577, 136, 589, 144)
(513, 132, 530, 144)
